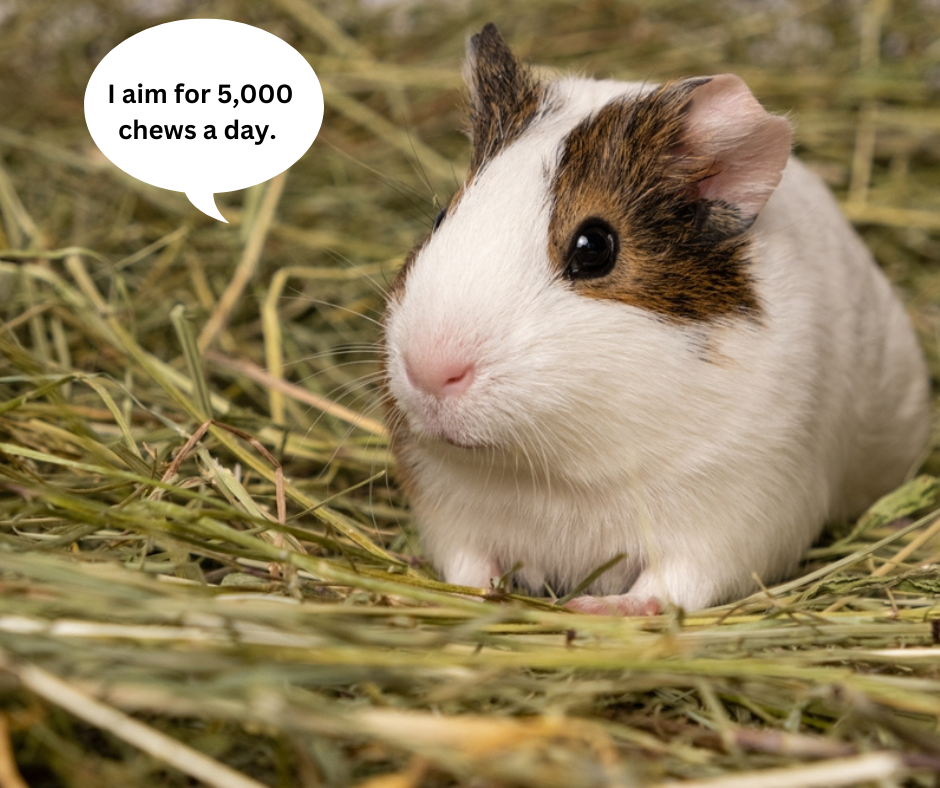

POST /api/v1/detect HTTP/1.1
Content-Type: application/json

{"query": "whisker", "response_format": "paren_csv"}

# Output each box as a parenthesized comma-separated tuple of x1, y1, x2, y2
(285, 295, 385, 329)
(319, 247, 394, 300)
(398, 109, 440, 209)
(322, 139, 437, 225)
(289, 361, 383, 384)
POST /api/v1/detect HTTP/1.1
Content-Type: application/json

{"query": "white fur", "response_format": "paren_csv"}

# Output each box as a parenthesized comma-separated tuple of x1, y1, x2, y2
(384, 76, 930, 611)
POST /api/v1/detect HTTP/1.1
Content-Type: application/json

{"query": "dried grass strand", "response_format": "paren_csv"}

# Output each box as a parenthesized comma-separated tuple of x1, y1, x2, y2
(0, 649, 267, 788)
(648, 751, 907, 788)
(199, 171, 288, 351)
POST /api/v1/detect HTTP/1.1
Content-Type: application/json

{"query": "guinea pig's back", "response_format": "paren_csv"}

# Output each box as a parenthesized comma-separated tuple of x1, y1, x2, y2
(752, 157, 930, 520)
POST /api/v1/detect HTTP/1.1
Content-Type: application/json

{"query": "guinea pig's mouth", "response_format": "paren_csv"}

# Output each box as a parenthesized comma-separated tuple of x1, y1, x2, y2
(415, 426, 492, 451)
(394, 390, 488, 450)
(404, 410, 497, 451)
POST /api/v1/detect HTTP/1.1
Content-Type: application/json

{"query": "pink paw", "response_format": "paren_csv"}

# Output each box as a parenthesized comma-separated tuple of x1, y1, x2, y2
(564, 595, 662, 616)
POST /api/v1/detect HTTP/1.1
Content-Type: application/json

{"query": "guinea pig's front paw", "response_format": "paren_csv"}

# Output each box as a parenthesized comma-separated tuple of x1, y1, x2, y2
(564, 594, 662, 616)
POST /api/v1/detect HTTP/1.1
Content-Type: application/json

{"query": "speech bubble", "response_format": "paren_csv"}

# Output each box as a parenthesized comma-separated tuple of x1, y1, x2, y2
(84, 19, 324, 222)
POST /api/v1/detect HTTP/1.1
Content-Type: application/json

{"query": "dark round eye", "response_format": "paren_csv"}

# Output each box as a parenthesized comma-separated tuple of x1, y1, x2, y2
(565, 220, 618, 280)
(432, 208, 446, 230)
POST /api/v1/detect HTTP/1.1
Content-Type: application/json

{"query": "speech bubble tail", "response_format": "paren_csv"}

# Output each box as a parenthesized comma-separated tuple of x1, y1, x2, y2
(186, 191, 228, 223)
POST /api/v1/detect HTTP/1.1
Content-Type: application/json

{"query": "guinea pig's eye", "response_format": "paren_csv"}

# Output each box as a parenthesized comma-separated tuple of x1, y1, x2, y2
(432, 207, 447, 230)
(565, 220, 618, 280)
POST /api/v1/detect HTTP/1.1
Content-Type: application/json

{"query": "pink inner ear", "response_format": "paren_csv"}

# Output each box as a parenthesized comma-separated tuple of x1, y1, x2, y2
(682, 74, 792, 217)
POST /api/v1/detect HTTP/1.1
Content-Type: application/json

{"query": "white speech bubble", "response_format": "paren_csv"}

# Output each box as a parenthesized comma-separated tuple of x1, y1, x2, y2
(84, 19, 324, 222)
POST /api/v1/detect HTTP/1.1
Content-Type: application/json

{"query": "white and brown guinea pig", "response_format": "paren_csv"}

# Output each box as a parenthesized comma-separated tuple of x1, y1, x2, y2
(382, 24, 931, 615)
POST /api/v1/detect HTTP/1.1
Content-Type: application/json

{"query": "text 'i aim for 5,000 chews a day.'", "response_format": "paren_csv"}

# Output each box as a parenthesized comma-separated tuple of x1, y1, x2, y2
(108, 82, 291, 145)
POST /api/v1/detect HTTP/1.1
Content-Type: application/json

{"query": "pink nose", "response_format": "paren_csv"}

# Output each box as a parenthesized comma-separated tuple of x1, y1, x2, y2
(405, 356, 476, 399)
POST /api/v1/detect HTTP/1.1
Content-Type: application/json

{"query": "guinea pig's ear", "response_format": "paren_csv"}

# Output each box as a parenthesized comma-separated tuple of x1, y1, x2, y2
(464, 24, 542, 173)
(675, 75, 792, 218)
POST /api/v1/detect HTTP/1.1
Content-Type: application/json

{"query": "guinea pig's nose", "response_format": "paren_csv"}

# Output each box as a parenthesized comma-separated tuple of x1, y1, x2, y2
(404, 355, 476, 399)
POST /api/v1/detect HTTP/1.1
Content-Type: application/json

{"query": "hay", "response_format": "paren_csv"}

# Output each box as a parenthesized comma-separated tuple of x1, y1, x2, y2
(0, 0, 939, 785)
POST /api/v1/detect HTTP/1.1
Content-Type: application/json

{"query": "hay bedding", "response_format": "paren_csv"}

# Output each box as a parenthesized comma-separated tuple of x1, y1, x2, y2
(0, 0, 938, 785)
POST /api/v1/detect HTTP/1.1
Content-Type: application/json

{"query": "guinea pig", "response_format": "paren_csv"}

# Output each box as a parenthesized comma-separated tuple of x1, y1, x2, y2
(381, 23, 931, 615)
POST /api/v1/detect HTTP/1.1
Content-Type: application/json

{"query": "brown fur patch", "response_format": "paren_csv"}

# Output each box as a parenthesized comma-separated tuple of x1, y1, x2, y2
(465, 24, 543, 177)
(549, 79, 762, 322)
